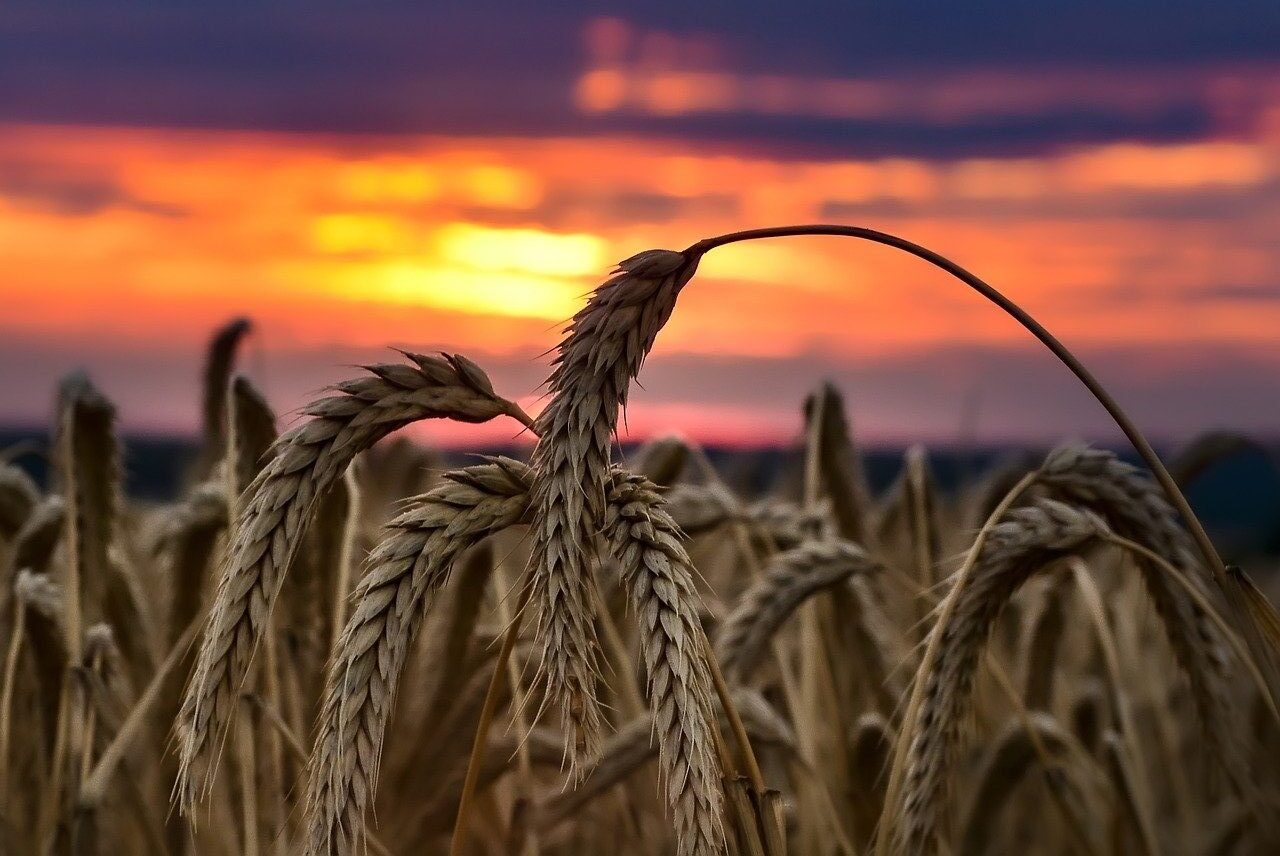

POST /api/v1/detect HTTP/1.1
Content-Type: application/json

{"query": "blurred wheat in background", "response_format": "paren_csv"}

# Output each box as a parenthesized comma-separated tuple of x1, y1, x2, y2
(1, 230, 1279, 856)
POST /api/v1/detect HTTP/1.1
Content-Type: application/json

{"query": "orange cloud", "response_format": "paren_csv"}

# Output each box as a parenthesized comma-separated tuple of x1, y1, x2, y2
(0, 121, 1277, 439)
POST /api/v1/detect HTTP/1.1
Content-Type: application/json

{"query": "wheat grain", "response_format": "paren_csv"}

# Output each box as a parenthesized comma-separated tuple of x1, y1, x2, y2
(527, 249, 698, 777)
(177, 352, 530, 812)
(305, 458, 530, 855)
(602, 471, 725, 856)
(716, 539, 877, 682)
(1036, 443, 1248, 793)
(899, 498, 1106, 854)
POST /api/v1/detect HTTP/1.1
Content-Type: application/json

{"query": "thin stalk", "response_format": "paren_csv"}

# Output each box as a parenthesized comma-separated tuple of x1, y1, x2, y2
(0, 598, 25, 804)
(685, 225, 1224, 578)
(81, 613, 200, 805)
(706, 639, 766, 795)
(592, 584, 646, 719)
(494, 560, 541, 856)
(329, 465, 362, 658)
(78, 646, 104, 783)
(690, 224, 1280, 720)
(449, 565, 533, 856)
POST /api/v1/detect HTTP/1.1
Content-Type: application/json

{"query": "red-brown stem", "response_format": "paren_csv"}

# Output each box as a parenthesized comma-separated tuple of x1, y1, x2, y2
(685, 225, 1226, 579)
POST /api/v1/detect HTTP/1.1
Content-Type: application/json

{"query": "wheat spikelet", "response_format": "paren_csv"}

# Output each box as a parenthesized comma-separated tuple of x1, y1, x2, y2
(716, 539, 877, 682)
(15, 567, 64, 620)
(899, 498, 1107, 854)
(602, 471, 725, 856)
(304, 457, 530, 856)
(177, 352, 529, 812)
(1036, 443, 1247, 791)
(528, 248, 698, 775)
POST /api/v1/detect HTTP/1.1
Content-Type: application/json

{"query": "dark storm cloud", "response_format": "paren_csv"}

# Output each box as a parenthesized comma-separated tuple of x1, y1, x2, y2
(1, 1, 1277, 157)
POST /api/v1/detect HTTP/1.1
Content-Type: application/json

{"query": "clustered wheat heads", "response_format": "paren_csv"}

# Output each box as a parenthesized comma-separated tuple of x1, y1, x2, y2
(177, 352, 532, 810)
(1037, 444, 1251, 791)
(305, 459, 727, 856)
(4, 225, 1279, 856)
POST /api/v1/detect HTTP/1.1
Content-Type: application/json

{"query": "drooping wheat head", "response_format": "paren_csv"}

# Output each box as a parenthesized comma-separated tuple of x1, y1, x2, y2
(527, 248, 698, 776)
(899, 498, 1107, 854)
(602, 471, 725, 856)
(177, 353, 530, 812)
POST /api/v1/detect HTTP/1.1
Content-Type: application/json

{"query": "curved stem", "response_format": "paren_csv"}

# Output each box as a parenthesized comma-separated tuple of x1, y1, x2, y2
(685, 225, 1226, 578)
(450, 565, 533, 856)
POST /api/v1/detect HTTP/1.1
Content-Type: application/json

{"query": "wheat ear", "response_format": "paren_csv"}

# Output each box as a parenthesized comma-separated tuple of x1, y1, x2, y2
(1037, 443, 1248, 791)
(193, 317, 252, 482)
(176, 352, 530, 812)
(716, 539, 877, 682)
(602, 471, 725, 856)
(528, 248, 698, 775)
(305, 458, 530, 856)
(899, 498, 1107, 854)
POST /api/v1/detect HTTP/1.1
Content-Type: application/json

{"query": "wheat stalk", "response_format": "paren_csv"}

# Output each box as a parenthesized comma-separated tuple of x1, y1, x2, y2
(527, 248, 699, 776)
(176, 352, 530, 812)
(716, 539, 877, 682)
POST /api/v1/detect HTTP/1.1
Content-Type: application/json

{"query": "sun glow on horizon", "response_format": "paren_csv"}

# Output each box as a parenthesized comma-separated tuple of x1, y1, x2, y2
(0, 120, 1278, 437)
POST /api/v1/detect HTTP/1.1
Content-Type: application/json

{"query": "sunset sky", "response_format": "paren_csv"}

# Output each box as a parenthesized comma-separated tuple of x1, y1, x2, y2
(2, 3, 1279, 446)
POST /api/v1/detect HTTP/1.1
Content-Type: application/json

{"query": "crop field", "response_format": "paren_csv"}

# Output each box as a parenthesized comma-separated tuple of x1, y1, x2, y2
(1, 236, 1278, 856)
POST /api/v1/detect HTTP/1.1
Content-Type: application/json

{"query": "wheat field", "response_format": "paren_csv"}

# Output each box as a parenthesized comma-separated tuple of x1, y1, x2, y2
(2, 233, 1279, 856)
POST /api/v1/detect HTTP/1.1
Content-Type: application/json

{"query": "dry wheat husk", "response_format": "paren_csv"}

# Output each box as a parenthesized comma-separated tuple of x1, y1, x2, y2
(177, 353, 528, 812)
